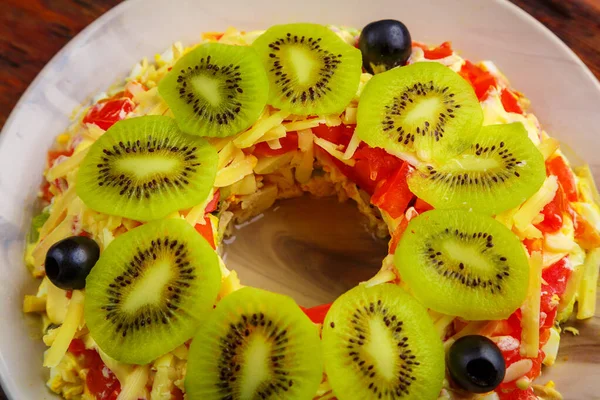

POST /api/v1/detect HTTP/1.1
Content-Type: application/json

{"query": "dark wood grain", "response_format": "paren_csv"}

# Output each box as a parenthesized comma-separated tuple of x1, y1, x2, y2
(0, 0, 599, 129)
(0, 1, 598, 399)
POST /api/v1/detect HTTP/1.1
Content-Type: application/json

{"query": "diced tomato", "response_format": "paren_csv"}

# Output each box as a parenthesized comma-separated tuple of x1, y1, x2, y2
(571, 208, 600, 249)
(501, 89, 523, 114)
(459, 61, 497, 100)
(542, 257, 571, 299)
(68, 338, 86, 356)
(172, 387, 185, 400)
(48, 149, 75, 168)
(83, 98, 135, 131)
(68, 339, 121, 400)
(352, 146, 404, 194)
(195, 217, 215, 249)
(546, 156, 578, 202)
(414, 198, 434, 213)
(313, 124, 404, 194)
(388, 215, 411, 254)
(535, 186, 566, 234)
(253, 132, 299, 157)
(413, 41, 454, 60)
(205, 190, 220, 214)
(300, 303, 332, 324)
(371, 163, 415, 218)
(497, 387, 538, 400)
(312, 124, 354, 147)
(66, 290, 73, 299)
(522, 238, 543, 255)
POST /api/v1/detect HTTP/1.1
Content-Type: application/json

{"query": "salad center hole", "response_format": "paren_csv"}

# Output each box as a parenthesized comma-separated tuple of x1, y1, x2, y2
(222, 195, 389, 307)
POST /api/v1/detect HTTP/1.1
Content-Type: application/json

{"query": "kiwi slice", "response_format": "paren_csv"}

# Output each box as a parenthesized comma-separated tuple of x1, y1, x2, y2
(356, 62, 483, 162)
(408, 122, 546, 215)
(253, 23, 362, 115)
(158, 43, 268, 137)
(84, 219, 221, 364)
(77, 116, 217, 221)
(186, 287, 323, 400)
(394, 209, 530, 320)
(322, 283, 444, 400)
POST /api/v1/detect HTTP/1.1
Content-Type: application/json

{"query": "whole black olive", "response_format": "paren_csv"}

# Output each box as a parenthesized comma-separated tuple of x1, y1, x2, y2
(447, 335, 506, 393)
(358, 19, 412, 74)
(45, 236, 100, 290)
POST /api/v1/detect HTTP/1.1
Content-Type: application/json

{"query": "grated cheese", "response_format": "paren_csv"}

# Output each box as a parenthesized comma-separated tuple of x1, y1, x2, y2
(314, 137, 356, 166)
(283, 118, 325, 132)
(513, 175, 558, 232)
(44, 291, 84, 368)
(576, 247, 600, 319)
(116, 365, 149, 400)
(520, 251, 542, 357)
(185, 189, 215, 227)
(234, 110, 289, 149)
(503, 359, 533, 383)
(214, 155, 257, 187)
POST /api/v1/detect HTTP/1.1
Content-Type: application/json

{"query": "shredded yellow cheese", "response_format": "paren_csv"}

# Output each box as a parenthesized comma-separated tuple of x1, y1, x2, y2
(234, 110, 289, 148)
(314, 137, 355, 166)
(521, 251, 542, 357)
(117, 365, 149, 400)
(513, 175, 558, 232)
(576, 247, 600, 319)
(44, 291, 84, 368)
(214, 155, 257, 187)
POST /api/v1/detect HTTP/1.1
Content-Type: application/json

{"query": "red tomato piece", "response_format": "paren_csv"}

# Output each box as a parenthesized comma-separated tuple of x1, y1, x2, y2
(253, 132, 299, 157)
(572, 208, 600, 249)
(546, 156, 578, 202)
(172, 387, 185, 400)
(195, 217, 215, 249)
(497, 387, 538, 400)
(371, 163, 415, 219)
(388, 215, 411, 254)
(83, 98, 135, 131)
(535, 185, 566, 234)
(413, 41, 454, 60)
(68, 338, 86, 356)
(48, 149, 75, 168)
(414, 198, 434, 213)
(459, 61, 497, 100)
(312, 124, 354, 147)
(501, 89, 524, 114)
(69, 339, 121, 400)
(349, 146, 404, 194)
(205, 190, 220, 214)
(300, 303, 332, 324)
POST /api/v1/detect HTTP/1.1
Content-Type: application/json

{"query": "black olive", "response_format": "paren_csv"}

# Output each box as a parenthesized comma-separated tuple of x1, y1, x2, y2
(358, 19, 412, 74)
(447, 335, 506, 393)
(45, 236, 100, 290)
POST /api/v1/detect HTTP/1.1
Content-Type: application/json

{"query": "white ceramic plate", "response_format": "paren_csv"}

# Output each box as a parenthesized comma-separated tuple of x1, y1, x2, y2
(1, 0, 600, 398)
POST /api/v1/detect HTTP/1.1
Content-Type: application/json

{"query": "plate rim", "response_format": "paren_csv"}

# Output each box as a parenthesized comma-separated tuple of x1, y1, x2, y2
(1, 0, 599, 398)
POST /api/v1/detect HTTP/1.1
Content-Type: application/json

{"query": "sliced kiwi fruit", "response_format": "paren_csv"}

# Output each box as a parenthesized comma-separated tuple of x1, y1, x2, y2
(77, 116, 217, 221)
(408, 122, 546, 215)
(356, 62, 483, 163)
(158, 43, 268, 137)
(322, 283, 444, 400)
(394, 209, 530, 320)
(84, 219, 221, 364)
(186, 287, 323, 400)
(253, 23, 362, 115)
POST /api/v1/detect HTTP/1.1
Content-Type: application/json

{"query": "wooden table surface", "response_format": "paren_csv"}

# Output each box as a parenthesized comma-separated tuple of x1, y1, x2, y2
(0, 0, 599, 398)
